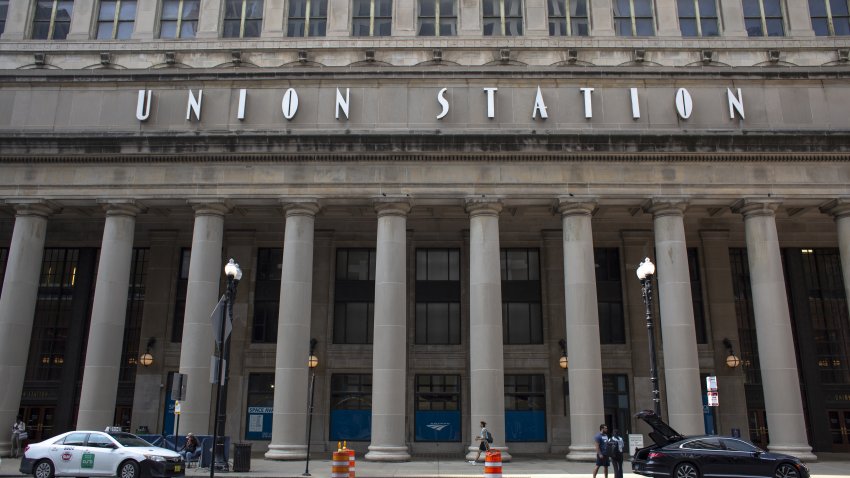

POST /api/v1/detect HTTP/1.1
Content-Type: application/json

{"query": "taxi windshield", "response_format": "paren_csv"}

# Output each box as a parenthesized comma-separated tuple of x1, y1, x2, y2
(109, 432, 152, 448)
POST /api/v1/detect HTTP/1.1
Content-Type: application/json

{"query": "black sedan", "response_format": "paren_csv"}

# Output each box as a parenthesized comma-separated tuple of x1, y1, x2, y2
(632, 410, 810, 478)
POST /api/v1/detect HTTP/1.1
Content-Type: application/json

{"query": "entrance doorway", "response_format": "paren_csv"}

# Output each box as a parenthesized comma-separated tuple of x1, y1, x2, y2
(748, 409, 768, 449)
(20, 406, 56, 443)
(828, 410, 850, 451)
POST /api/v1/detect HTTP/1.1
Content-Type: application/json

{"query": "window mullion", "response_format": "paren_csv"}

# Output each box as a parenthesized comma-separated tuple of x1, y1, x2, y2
(370, 0, 375, 36)
(629, 0, 636, 35)
(757, 0, 767, 36)
(48, 0, 58, 39)
(176, 0, 184, 38)
(113, 0, 122, 39)
(693, 0, 702, 36)
(825, 0, 836, 35)
(435, 0, 441, 37)
(240, 0, 247, 38)
(305, 0, 311, 37)
(500, 0, 506, 35)
(565, 0, 572, 36)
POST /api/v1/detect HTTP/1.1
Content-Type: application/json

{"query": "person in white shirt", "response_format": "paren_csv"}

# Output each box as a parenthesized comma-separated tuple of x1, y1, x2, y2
(468, 421, 491, 464)
(11, 415, 27, 458)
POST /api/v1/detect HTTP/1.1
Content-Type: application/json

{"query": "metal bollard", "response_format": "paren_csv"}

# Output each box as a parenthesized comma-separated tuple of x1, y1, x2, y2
(331, 451, 350, 478)
(483, 449, 502, 478)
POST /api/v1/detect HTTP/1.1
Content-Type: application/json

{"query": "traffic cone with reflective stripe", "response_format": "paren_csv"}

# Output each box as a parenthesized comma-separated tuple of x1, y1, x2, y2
(483, 450, 502, 478)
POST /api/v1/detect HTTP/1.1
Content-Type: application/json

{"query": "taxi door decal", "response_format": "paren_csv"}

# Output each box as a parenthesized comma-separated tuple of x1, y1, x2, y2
(81, 452, 95, 469)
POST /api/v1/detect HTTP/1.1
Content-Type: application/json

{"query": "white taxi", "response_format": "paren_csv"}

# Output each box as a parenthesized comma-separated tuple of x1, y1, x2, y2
(19, 430, 184, 478)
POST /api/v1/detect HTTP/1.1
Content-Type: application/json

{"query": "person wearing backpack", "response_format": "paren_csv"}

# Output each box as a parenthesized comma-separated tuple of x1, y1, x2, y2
(609, 428, 625, 478)
(593, 423, 610, 478)
(468, 421, 493, 464)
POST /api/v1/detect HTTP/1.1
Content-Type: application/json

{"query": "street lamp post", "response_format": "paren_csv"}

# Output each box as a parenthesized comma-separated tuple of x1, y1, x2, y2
(636, 257, 662, 417)
(303, 338, 319, 477)
(211, 259, 241, 478)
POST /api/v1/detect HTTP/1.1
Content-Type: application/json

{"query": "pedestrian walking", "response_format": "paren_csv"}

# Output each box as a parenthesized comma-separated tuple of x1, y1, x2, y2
(468, 421, 493, 464)
(593, 423, 610, 478)
(610, 428, 625, 478)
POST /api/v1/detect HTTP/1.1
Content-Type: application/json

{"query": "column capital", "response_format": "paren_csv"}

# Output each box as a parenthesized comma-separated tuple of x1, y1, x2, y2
(98, 199, 146, 217)
(373, 197, 412, 217)
(281, 198, 322, 217)
(188, 200, 232, 216)
(5, 199, 61, 217)
(464, 197, 503, 217)
(644, 198, 689, 217)
(556, 197, 597, 217)
(732, 199, 782, 218)
(820, 198, 850, 220)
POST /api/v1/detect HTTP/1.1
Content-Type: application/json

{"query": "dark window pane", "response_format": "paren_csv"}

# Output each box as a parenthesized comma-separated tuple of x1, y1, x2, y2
(762, 0, 782, 16)
(766, 18, 784, 36)
(812, 18, 830, 35)
(420, 0, 436, 16)
(702, 18, 719, 35)
(162, 0, 179, 19)
(633, 0, 652, 16)
(56, 1, 73, 20)
(223, 20, 242, 37)
(678, 0, 695, 16)
(680, 18, 698, 36)
(615, 18, 633, 35)
(635, 18, 654, 35)
(745, 18, 763, 36)
(834, 19, 850, 35)
(743, 0, 761, 17)
(52, 22, 70, 39)
(100, 1, 117, 21)
(160, 21, 178, 38)
(698, 0, 716, 16)
(809, 0, 827, 16)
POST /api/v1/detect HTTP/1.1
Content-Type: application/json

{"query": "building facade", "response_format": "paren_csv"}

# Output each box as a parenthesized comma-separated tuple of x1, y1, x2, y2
(1, 0, 850, 462)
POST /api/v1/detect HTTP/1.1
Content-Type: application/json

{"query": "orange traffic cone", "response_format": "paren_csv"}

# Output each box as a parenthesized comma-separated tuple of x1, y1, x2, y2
(331, 450, 349, 478)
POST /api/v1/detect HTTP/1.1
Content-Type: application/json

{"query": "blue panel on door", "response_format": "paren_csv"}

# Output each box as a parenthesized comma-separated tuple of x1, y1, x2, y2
(330, 410, 372, 441)
(505, 410, 546, 441)
(415, 411, 461, 441)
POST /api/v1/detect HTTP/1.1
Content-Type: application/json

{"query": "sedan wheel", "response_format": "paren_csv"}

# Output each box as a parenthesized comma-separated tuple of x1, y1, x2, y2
(119, 460, 140, 478)
(775, 464, 799, 478)
(33, 460, 55, 478)
(674, 462, 699, 478)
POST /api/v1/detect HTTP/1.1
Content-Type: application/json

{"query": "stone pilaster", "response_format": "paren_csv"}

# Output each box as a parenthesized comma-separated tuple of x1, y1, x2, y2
(718, 0, 747, 37)
(734, 199, 816, 461)
(557, 198, 605, 462)
(785, 0, 815, 37)
(366, 198, 412, 462)
(77, 201, 144, 429)
(459, 0, 482, 36)
(699, 229, 750, 440)
(67, 0, 96, 40)
(822, 199, 850, 352)
(266, 200, 321, 460)
(525, 0, 549, 37)
(0, 0, 34, 40)
(177, 201, 231, 434)
(646, 199, 704, 435)
(327, 0, 351, 36)
(196, 0, 224, 38)
(0, 201, 54, 456)
(132, 0, 159, 39)
(465, 197, 511, 461)
(261, 0, 286, 37)
(589, 0, 615, 36)
(655, 0, 681, 36)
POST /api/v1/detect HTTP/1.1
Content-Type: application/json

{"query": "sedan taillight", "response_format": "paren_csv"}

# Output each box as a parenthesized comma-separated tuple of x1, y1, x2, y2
(648, 451, 665, 460)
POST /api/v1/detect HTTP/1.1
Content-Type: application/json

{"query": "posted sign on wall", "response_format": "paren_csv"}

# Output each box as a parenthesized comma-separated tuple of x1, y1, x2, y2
(706, 376, 719, 407)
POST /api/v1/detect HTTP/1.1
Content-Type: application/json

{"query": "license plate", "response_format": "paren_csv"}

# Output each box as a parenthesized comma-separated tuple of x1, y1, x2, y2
(174, 465, 182, 472)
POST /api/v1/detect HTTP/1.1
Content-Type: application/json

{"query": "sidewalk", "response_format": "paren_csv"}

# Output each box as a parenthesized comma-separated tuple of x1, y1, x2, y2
(4, 454, 850, 478)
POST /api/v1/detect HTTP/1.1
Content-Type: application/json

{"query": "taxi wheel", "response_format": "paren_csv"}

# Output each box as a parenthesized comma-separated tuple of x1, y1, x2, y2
(118, 460, 140, 478)
(33, 460, 55, 478)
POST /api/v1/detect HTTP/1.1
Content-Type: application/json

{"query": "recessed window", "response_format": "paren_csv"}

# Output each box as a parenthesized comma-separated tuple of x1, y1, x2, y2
(418, 0, 457, 36)
(547, 0, 589, 36)
(334, 249, 376, 344)
(32, 0, 74, 40)
(171, 248, 191, 343)
(809, 0, 850, 35)
(483, 0, 524, 36)
(0, 0, 10, 35)
(252, 248, 282, 343)
(743, 0, 785, 36)
(504, 374, 546, 441)
(501, 249, 542, 345)
(678, 0, 719, 36)
(415, 375, 461, 441)
(330, 374, 372, 441)
(416, 249, 461, 344)
(613, 0, 655, 36)
(160, 0, 200, 39)
(596, 248, 625, 344)
(352, 0, 392, 36)
(97, 0, 136, 40)
(287, 0, 328, 36)
(223, 0, 263, 38)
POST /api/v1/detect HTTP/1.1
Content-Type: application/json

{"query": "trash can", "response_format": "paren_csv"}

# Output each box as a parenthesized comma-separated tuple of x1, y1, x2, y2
(233, 442, 252, 472)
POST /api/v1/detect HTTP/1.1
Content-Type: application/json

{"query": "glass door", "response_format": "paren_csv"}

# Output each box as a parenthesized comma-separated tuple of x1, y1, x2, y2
(20, 406, 56, 442)
(748, 409, 768, 449)
(828, 410, 850, 451)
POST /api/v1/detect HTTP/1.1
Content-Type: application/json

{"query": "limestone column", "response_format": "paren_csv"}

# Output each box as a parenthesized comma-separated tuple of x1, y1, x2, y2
(589, 0, 615, 36)
(822, 199, 850, 318)
(261, 0, 286, 37)
(265, 200, 321, 460)
(647, 199, 704, 435)
(465, 198, 511, 461)
(0, 201, 54, 456)
(735, 199, 816, 461)
(196, 0, 224, 38)
(76, 201, 144, 429)
(655, 0, 681, 36)
(366, 198, 412, 461)
(699, 230, 749, 439)
(718, 0, 747, 37)
(67, 0, 96, 40)
(0, 0, 34, 40)
(178, 201, 230, 434)
(558, 199, 604, 462)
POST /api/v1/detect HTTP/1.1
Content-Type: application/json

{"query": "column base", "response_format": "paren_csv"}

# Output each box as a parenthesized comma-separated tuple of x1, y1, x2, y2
(364, 445, 411, 462)
(566, 444, 598, 462)
(465, 446, 512, 462)
(767, 445, 817, 462)
(264, 444, 307, 460)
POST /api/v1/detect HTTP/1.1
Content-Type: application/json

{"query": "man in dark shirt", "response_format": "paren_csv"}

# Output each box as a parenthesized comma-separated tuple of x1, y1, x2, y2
(593, 424, 610, 478)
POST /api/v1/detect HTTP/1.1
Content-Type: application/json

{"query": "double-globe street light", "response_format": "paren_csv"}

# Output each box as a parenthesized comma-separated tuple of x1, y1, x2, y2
(636, 257, 662, 417)
(211, 259, 242, 478)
